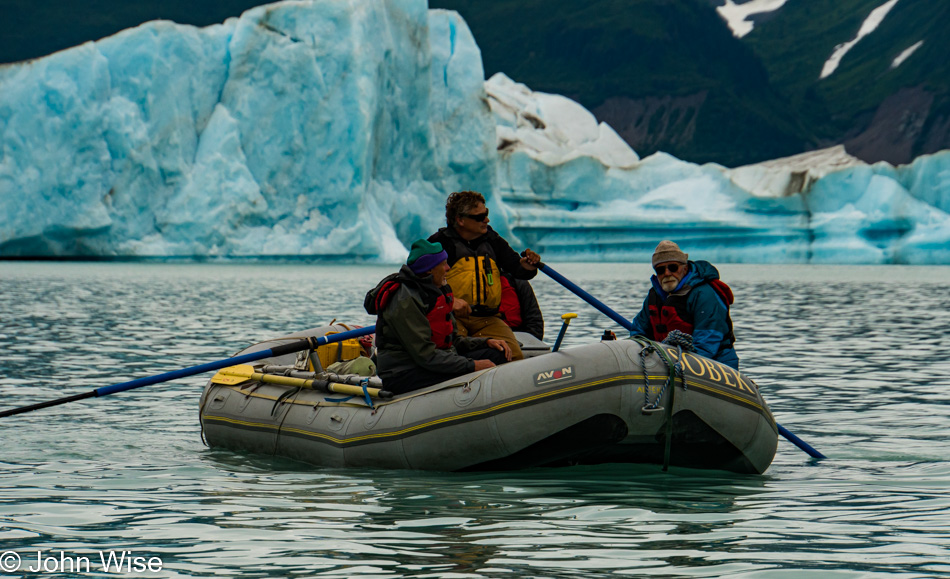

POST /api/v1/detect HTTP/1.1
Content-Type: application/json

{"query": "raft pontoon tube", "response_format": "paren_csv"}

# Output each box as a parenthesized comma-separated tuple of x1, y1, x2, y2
(200, 325, 778, 474)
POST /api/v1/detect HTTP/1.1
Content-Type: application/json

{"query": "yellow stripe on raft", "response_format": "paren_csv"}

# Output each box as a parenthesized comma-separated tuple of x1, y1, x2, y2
(204, 371, 770, 445)
(244, 374, 644, 445)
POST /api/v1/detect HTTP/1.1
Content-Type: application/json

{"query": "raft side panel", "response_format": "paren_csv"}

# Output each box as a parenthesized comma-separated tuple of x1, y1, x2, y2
(201, 383, 290, 457)
(399, 379, 510, 470)
(199, 327, 779, 474)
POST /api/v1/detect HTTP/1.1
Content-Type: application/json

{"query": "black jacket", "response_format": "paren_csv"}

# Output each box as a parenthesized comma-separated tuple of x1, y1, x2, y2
(505, 274, 544, 340)
(428, 225, 537, 281)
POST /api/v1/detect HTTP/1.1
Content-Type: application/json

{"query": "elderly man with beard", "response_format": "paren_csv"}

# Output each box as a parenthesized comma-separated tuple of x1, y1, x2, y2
(629, 240, 739, 369)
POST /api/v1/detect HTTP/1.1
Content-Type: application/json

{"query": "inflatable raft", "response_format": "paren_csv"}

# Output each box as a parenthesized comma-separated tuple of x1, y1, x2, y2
(199, 325, 778, 474)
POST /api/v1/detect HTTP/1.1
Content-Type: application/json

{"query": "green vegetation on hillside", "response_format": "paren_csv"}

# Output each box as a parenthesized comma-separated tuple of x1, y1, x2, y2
(746, 0, 950, 150)
(0, 0, 263, 63)
(430, 0, 810, 166)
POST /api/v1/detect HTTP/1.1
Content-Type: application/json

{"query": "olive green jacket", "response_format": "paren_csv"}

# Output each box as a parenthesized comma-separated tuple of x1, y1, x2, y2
(365, 265, 488, 381)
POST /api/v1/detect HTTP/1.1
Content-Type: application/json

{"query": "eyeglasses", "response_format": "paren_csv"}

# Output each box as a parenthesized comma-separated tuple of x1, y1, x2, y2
(462, 210, 489, 222)
(654, 263, 681, 275)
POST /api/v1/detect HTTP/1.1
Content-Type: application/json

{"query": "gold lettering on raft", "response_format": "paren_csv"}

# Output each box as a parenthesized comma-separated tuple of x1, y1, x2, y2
(735, 371, 757, 394)
(679, 353, 705, 377)
(651, 348, 756, 395)
(700, 358, 722, 382)
(720, 365, 736, 387)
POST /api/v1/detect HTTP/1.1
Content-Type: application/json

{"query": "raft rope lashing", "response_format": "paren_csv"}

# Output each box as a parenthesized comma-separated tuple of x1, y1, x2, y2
(662, 330, 693, 393)
(636, 336, 691, 472)
(662, 329, 695, 354)
(640, 330, 695, 410)
(639, 342, 683, 412)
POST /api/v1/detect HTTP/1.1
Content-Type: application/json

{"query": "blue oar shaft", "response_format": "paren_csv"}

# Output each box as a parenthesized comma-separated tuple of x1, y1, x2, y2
(538, 264, 634, 332)
(777, 423, 825, 459)
(552, 324, 569, 352)
(1, 326, 376, 418)
(537, 262, 826, 460)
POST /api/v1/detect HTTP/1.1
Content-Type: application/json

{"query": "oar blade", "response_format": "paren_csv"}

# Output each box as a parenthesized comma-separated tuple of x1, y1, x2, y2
(210, 364, 256, 385)
(210, 373, 250, 386)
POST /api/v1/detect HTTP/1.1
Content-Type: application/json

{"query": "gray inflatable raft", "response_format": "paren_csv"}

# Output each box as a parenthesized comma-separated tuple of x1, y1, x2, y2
(200, 325, 778, 474)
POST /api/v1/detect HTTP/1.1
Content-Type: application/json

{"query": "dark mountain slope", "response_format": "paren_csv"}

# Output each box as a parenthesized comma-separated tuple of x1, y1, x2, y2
(744, 0, 950, 163)
(0, 0, 263, 64)
(430, 0, 811, 166)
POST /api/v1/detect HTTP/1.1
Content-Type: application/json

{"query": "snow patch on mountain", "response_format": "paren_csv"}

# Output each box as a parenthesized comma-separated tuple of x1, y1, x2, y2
(891, 40, 924, 69)
(821, 0, 900, 79)
(716, 0, 788, 38)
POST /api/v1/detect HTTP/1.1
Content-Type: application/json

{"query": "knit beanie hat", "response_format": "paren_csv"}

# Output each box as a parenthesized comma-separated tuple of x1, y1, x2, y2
(652, 240, 688, 266)
(407, 239, 448, 274)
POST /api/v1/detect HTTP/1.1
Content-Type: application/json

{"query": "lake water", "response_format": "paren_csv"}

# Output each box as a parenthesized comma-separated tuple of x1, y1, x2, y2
(1, 261, 949, 578)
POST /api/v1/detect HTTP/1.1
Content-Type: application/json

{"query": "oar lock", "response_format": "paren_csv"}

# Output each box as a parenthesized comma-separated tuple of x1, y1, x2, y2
(551, 312, 578, 353)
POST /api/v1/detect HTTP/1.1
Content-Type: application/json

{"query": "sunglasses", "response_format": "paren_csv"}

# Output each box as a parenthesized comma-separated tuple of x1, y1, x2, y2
(654, 263, 681, 275)
(462, 210, 489, 222)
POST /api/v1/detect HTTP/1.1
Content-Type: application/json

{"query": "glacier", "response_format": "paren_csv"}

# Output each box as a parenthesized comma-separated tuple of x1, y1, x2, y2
(1, 0, 949, 265)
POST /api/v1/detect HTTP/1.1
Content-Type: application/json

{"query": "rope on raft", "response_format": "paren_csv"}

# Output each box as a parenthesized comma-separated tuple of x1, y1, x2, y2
(638, 330, 694, 412)
(635, 329, 696, 471)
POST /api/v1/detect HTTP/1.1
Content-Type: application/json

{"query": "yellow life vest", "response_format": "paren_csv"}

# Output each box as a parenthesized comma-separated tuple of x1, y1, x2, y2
(445, 255, 502, 313)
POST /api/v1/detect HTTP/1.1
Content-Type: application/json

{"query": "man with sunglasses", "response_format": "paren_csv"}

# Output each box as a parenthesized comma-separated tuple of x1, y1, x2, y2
(428, 191, 542, 361)
(629, 241, 739, 369)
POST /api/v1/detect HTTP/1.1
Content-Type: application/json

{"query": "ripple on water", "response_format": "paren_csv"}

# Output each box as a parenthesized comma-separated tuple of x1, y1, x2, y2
(2, 262, 950, 577)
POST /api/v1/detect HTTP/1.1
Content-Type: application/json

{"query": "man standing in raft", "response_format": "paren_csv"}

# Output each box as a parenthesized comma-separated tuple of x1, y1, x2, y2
(629, 240, 739, 369)
(365, 239, 511, 395)
(428, 191, 541, 360)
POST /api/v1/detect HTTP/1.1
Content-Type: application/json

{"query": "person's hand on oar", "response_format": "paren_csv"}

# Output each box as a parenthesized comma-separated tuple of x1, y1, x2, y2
(520, 248, 541, 270)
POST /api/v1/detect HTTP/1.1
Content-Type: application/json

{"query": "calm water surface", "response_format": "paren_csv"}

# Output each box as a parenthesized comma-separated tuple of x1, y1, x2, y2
(1, 262, 949, 578)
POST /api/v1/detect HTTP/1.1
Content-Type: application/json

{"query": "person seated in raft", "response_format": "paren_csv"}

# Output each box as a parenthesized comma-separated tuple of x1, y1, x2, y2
(428, 190, 541, 360)
(364, 239, 511, 395)
(499, 273, 544, 340)
(629, 240, 739, 370)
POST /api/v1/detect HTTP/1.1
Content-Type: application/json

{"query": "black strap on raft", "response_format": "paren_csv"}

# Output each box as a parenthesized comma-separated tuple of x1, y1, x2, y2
(636, 336, 690, 471)
(272, 387, 300, 417)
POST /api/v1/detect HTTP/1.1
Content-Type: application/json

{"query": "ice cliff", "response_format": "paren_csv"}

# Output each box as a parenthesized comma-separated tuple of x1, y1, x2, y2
(1, 0, 949, 264)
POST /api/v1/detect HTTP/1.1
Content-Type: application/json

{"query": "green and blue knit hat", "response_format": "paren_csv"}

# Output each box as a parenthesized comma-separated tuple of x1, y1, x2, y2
(407, 239, 448, 274)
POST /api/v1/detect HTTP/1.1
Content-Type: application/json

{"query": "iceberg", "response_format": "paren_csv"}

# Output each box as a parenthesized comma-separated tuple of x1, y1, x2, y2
(1, 0, 948, 264)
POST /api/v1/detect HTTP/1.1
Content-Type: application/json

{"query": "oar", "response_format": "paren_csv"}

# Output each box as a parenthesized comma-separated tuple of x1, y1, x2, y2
(536, 262, 826, 460)
(211, 364, 393, 399)
(0, 326, 376, 419)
